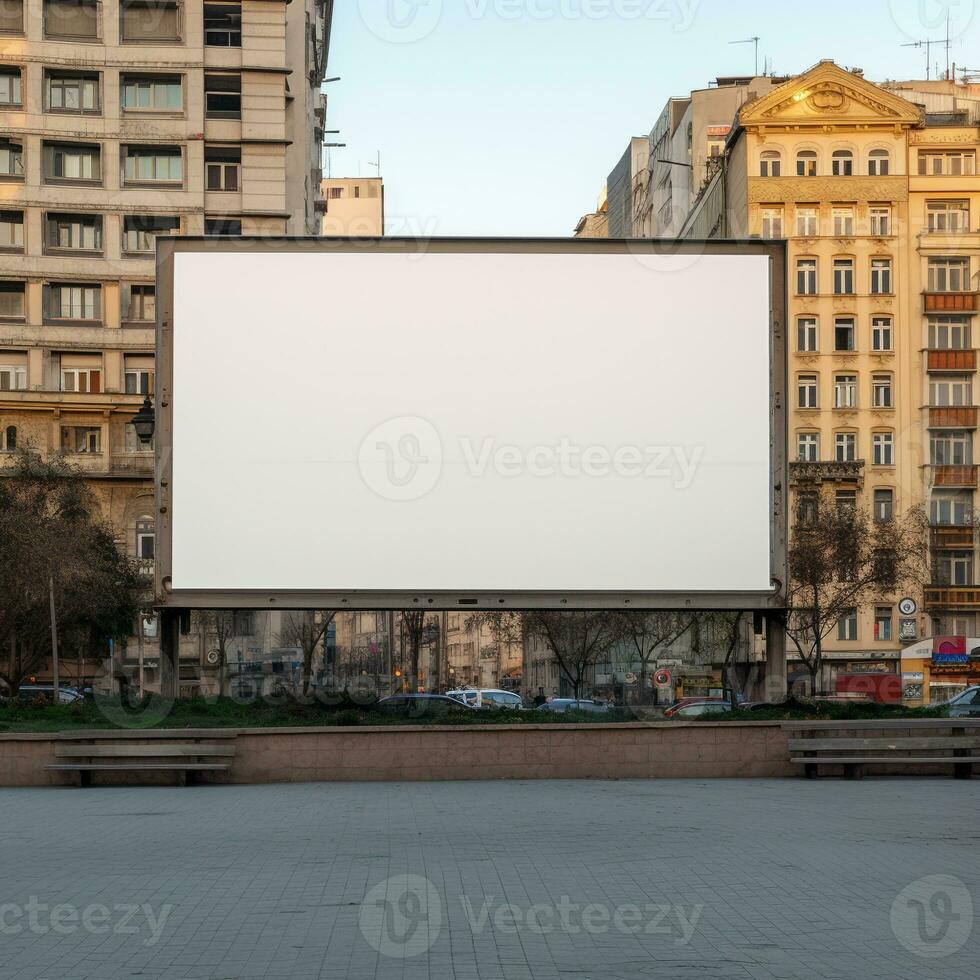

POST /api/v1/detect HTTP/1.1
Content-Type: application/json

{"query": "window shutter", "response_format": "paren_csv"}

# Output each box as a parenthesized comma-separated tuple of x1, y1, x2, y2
(120, 283, 131, 320)
(90, 369, 101, 394)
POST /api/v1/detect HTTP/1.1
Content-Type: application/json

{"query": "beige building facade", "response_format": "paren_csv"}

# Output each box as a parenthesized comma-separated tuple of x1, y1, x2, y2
(320, 176, 384, 236)
(0, 0, 333, 692)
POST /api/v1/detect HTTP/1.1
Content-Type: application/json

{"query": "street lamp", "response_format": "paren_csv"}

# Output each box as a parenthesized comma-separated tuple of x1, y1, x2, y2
(130, 396, 156, 446)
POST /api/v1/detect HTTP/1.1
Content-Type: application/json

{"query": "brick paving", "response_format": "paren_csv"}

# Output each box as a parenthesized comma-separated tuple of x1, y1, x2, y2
(0, 779, 977, 979)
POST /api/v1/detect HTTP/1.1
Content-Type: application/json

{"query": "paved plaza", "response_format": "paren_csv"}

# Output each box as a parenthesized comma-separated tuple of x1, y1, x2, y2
(0, 779, 977, 980)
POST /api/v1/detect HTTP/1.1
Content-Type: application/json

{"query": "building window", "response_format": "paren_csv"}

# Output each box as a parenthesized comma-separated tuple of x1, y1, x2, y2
(795, 206, 818, 237)
(0, 281, 26, 319)
(797, 316, 818, 352)
(874, 488, 894, 523)
(761, 207, 783, 238)
(930, 376, 972, 407)
(832, 207, 854, 237)
(796, 150, 817, 177)
(0, 140, 24, 178)
(0, 424, 16, 452)
(835, 374, 858, 409)
(124, 285, 155, 322)
(44, 213, 103, 252)
(60, 426, 101, 454)
(868, 149, 890, 176)
(796, 258, 818, 295)
(205, 145, 240, 191)
(44, 283, 100, 321)
(0, 0, 24, 34)
(43, 141, 101, 182)
(870, 257, 893, 295)
(919, 151, 976, 176)
(833, 258, 855, 295)
(832, 150, 854, 176)
(121, 74, 182, 110)
(928, 315, 971, 350)
(834, 317, 856, 352)
(121, 0, 181, 42)
(0, 362, 27, 391)
(61, 367, 102, 393)
(0, 67, 21, 106)
(797, 491, 819, 525)
(928, 257, 971, 293)
(759, 150, 781, 177)
(931, 491, 971, 526)
(204, 218, 242, 236)
(873, 431, 894, 466)
(44, 0, 99, 40)
(872, 374, 893, 409)
(871, 316, 893, 352)
(123, 145, 183, 185)
(136, 517, 155, 557)
(204, 72, 241, 119)
(931, 431, 972, 466)
(233, 611, 254, 636)
(874, 607, 893, 641)
(0, 210, 24, 250)
(122, 215, 180, 252)
(837, 609, 858, 641)
(835, 432, 857, 462)
(204, 2, 240, 46)
(927, 200, 969, 233)
(46, 71, 99, 112)
(798, 374, 818, 410)
(125, 367, 155, 395)
(935, 552, 973, 587)
(869, 206, 891, 236)
(797, 432, 819, 462)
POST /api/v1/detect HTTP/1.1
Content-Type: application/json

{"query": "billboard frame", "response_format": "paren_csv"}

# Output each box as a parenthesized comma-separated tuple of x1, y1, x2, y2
(155, 236, 787, 612)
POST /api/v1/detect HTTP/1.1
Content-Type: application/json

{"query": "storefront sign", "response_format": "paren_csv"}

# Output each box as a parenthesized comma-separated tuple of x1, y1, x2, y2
(933, 636, 968, 665)
(706, 125, 731, 137)
(846, 662, 891, 674)
(902, 672, 924, 682)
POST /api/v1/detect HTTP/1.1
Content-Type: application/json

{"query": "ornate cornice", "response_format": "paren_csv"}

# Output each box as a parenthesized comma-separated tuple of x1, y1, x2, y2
(748, 176, 907, 205)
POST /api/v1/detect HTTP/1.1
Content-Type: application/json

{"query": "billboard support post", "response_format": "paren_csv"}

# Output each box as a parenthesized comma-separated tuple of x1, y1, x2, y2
(159, 608, 179, 700)
(765, 614, 788, 702)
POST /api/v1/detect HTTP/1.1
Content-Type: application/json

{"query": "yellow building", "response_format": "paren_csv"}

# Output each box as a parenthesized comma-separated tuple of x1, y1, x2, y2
(677, 60, 980, 692)
(320, 176, 385, 236)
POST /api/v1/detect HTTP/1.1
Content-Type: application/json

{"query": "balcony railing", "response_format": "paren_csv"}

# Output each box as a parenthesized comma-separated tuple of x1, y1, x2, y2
(933, 465, 980, 488)
(931, 525, 976, 549)
(790, 460, 864, 486)
(924, 586, 980, 610)
(928, 350, 977, 372)
(924, 291, 980, 313)
(929, 406, 979, 428)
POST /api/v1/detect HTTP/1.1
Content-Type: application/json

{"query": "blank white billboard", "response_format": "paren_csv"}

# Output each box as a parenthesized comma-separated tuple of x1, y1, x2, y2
(168, 245, 775, 597)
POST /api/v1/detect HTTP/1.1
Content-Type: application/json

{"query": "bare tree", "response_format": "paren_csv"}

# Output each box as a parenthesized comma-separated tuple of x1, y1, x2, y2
(199, 610, 236, 696)
(616, 612, 697, 703)
(398, 611, 426, 691)
(276, 610, 336, 696)
(785, 491, 927, 695)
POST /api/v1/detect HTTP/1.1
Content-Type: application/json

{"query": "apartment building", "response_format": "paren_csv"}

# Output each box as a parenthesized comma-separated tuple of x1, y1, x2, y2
(320, 176, 384, 236)
(674, 61, 980, 692)
(0, 0, 333, 692)
(605, 137, 647, 238)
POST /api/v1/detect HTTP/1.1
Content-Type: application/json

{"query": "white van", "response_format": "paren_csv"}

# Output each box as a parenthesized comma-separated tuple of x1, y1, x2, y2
(446, 689, 524, 710)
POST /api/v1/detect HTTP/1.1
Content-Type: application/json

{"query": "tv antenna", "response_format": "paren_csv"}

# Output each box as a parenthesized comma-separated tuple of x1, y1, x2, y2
(902, 14, 954, 80)
(730, 36, 761, 76)
(366, 150, 382, 179)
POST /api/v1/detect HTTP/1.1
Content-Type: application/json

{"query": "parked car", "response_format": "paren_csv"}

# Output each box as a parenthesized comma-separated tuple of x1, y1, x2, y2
(940, 686, 980, 717)
(11, 685, 85, 705)
(536, 699, 612, 714)
(664, 699, 732, 718)
(446, 689, 525, 710)
(376, 694, 481, 718)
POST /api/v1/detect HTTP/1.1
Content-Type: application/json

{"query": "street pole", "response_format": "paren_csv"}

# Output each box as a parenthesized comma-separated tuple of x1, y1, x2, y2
(48, 573, 59, 698)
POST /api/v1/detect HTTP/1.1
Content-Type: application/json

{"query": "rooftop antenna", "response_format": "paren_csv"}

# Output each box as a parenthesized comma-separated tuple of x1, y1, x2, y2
(729, 36, 760, 76)
(366, 150, 382, 179)
(902, 38, 936, 79)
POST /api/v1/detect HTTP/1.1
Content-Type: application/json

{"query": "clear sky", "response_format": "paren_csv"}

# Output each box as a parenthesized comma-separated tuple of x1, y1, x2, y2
(325, 0, 980, 236)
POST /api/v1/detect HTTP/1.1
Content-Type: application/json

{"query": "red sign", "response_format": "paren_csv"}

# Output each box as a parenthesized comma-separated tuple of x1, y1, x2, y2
(654, 669, 672, 686)
(933, 636, 967, 656)
(706, 125, 731, 137)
